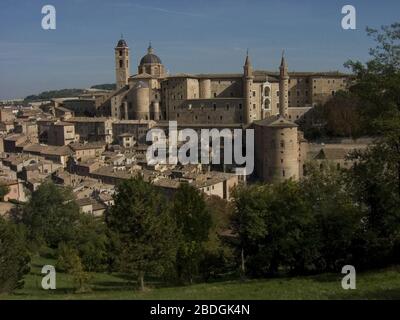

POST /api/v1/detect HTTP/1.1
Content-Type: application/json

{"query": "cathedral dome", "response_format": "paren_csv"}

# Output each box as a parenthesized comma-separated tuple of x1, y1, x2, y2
(140, 44, 162, 64)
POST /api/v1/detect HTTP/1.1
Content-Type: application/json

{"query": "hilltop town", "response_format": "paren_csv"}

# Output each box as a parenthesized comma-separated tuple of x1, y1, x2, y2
(0, 38, 370, 216)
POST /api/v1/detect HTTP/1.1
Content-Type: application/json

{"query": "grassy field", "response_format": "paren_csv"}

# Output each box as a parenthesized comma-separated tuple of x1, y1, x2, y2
(1, 255, 400, 300)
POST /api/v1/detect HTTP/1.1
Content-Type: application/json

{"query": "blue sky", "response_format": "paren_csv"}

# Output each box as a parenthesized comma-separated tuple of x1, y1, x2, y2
(0, 0, 399, 99)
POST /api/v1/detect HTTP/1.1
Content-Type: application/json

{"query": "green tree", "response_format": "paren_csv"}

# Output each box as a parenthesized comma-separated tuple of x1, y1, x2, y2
(199, 196, 234, 281)
(105, 176, 176, 290)
(347, 144, 400, 268)
(344, 23, 400, 134)
(232, 181, 318, 276)
(56, 243, 78, 272)
(0, 217, 30, 293)
(301, 162, 362, 271)
(231, 184, 270, 277)
(344, 22, 400, 268)
(56, 244, 91, 292)
(69, 214, 109, 272)
(22, 182, 80, 249)
(170, 183, 212, 283)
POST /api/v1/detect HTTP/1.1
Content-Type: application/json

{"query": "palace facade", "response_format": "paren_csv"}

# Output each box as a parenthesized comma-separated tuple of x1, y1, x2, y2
(110, 38, 349, 125)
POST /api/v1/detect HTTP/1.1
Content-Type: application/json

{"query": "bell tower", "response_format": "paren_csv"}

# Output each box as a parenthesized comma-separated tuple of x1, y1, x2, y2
(115, 36, 130, 90)
(279, 51, 289, 117)
(243, 50, 254, 124)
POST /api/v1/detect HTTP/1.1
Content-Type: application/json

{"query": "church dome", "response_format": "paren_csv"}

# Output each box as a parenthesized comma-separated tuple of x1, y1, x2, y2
(140, 44, 162, 64)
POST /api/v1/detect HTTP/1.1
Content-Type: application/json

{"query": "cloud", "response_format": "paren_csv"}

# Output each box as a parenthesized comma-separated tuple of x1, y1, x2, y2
(113, 2, 207, 18)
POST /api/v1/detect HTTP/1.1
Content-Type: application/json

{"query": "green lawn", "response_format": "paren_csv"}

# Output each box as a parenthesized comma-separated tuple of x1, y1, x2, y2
(1, 255, 400, 300)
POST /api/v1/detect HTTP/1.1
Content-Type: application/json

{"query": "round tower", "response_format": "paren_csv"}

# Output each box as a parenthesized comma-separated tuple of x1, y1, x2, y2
(131, 81, 150, 120)
(115, 37, 130, 90)
(254, 117, 300, 183)
(199, 79, 211, 99)
(243, 51, 254, 124)
(279, 51, 289, 117)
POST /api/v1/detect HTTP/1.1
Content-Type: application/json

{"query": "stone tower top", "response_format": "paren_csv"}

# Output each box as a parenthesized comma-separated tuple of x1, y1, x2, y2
(244, 49, 251, 66)
(280, 50, 289, 79)
(116, 37, 128, 48)
(243, 50, 253, 78)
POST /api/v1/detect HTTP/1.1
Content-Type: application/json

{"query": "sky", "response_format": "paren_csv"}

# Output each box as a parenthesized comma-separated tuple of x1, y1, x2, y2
(0, 0, 399, 99)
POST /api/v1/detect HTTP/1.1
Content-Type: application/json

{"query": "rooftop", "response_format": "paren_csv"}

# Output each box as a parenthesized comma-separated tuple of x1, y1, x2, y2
(254, 115, 298, 128)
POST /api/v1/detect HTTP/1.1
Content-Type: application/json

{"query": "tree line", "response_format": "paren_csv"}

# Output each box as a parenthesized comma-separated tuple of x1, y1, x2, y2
(0, 179, 234, 293)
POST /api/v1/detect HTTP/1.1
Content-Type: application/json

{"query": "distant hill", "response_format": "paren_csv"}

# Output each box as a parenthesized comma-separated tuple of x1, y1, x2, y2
(24, 89, 85, 101)
(24, 84, 116, 101)
(90, 83, 116, 91)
